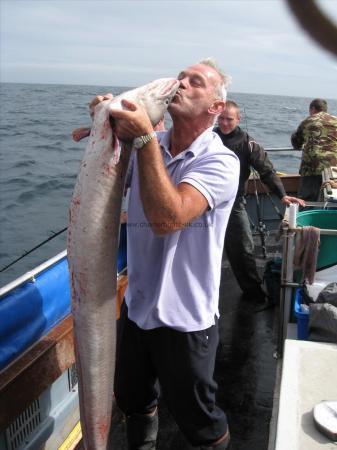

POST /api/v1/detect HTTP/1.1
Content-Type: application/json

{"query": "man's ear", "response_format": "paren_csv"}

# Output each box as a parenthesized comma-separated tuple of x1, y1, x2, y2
(209, 100, 226, 115)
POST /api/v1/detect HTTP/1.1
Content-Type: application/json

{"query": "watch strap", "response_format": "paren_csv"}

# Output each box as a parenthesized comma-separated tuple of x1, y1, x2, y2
(134, 131, 156, 149)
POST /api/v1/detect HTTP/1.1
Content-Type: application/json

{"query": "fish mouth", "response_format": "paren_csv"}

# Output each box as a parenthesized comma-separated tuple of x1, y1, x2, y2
(161, 79, 180, 97)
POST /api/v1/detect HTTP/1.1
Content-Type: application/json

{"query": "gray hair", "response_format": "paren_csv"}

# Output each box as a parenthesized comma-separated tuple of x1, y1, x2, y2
(199, 57, 231, 101)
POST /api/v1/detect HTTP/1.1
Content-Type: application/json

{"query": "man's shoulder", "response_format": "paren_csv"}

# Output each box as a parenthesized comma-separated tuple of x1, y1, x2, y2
(298, 114, 313, 127)
(301, 112, 337, 129)
(210, 132, 240, 159)
(209, 136, 240, 177)
(214, 126, 249, 147)
(233, 127, 250, 144)
(192, 127, 232, 155)
(246, 132, 259, 145)
(322, 112, 337, 125)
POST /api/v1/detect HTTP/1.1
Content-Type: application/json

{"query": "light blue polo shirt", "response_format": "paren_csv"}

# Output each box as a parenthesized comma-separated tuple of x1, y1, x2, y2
(125, 127, 239, 332)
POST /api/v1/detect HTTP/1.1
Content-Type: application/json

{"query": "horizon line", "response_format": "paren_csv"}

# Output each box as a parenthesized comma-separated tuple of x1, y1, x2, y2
(2, 80, 336, 101)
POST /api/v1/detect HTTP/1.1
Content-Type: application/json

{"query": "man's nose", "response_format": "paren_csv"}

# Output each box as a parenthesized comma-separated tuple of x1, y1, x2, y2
(179, 78, 187, 89)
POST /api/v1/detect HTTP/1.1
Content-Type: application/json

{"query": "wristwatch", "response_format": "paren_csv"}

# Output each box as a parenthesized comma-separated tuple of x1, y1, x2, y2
(133, 131, 156, 150)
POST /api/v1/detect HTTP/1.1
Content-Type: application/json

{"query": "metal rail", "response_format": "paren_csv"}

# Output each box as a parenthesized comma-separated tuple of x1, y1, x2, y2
(0, 250, 127, 298)
(296, 227, 337, 236)
(0, 250, 67, 298)
(277, 220, 337, 357)
(277, 228, 296, 358)
(265, 147, 301, 152)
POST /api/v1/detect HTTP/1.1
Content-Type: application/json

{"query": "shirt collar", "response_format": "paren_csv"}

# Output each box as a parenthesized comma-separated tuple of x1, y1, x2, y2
(158, 126, 215, 163)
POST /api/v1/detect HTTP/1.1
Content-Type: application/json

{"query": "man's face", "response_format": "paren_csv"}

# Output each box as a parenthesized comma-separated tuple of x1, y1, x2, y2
(217, 106, 240, 135)
(168, 64, 222, 119)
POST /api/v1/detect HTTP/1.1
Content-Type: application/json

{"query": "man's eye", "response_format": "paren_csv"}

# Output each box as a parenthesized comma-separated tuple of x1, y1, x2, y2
(191, 79, 201, 86)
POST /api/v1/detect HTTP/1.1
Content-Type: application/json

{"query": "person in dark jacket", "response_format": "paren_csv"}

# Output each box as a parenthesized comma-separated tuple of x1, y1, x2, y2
(214, 100, 304, 311)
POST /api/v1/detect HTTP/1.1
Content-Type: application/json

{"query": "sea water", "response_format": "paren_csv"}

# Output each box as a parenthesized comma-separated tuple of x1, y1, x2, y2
(1, 82, 336, 286)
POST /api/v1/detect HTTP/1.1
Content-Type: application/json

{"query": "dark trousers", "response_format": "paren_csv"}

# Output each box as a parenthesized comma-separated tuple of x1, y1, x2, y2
(225, 198, 263, 294)
(114, 302, 228, 447)
(298, 175, 322, 201)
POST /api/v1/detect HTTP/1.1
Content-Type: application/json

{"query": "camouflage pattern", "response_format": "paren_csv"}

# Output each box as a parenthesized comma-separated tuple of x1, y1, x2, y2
(291, 112, 337, 176)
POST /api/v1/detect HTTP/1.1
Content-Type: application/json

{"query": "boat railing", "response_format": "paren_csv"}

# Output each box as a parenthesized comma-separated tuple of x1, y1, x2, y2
(277, 216, 337, 358)
(293, 227, 337, 235)
(265, 147, 302, 152)
(219, 147, 302, 156)
(0, 250, 67, 298)
(0, 250, 127, 299)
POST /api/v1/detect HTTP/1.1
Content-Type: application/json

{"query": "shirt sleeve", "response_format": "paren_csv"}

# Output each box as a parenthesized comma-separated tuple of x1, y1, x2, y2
(291, 120, 305, 149)
(180, 149, 240, 210)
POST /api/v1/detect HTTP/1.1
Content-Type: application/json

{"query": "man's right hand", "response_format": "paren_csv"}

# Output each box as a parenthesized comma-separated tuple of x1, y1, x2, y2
(89, 93, 138, 142)
(109, 99, 154, 142)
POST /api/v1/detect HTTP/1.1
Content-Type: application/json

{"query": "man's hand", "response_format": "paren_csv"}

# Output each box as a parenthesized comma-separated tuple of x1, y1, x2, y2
(89, 93, 113, 119)
(89, 96, 153, 142)
(72, 127, 91, 142)
(120, 211, 127, 224)
(323, 180, 337, 189)
(281, 195, 305, 207)
(109, 99, 154, 142)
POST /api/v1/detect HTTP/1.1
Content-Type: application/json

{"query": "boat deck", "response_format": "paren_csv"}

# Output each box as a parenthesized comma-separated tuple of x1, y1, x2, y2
(109, 258, 279, 450)
(275, 339, 337, 450)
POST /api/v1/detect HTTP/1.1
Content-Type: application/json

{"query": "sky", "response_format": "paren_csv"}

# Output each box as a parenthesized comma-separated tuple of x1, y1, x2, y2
(1, 0, 337, 99)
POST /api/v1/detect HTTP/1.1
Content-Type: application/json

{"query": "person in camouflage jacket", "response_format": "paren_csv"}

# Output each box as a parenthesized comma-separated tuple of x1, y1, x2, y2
(291, 98, 337, 201)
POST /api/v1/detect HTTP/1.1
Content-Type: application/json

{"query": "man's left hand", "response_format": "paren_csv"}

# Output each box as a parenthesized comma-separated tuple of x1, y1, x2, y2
(281, 195, 305, 207)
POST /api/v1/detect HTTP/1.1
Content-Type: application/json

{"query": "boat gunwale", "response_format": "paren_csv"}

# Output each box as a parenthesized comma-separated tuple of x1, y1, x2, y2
(0, 250, 67, 298)
(0, 251, 127, 298)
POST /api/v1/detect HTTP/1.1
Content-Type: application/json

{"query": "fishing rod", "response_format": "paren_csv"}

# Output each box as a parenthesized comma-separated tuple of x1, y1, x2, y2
(251, 170, 268, 258)
(251, 168, 284, 221)
(243, 106, 269, 258)
(0, 227, 68, 273)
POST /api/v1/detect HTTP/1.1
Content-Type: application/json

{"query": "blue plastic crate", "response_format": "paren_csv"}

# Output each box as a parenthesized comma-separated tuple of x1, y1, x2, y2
(294, 289, 309, 340)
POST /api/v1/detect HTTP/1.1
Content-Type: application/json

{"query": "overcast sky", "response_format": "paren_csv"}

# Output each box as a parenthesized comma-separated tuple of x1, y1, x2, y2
(1, 0, 337, 99)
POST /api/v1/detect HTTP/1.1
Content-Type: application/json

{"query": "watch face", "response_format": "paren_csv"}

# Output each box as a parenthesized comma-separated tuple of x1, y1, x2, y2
(133, 137, 143, 149)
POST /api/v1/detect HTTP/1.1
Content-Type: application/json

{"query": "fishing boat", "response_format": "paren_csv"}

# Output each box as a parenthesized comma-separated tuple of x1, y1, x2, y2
(1, 157, 337, 450)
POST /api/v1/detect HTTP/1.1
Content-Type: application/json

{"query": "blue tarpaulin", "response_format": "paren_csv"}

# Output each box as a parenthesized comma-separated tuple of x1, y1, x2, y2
(0, 257, 71, 370)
